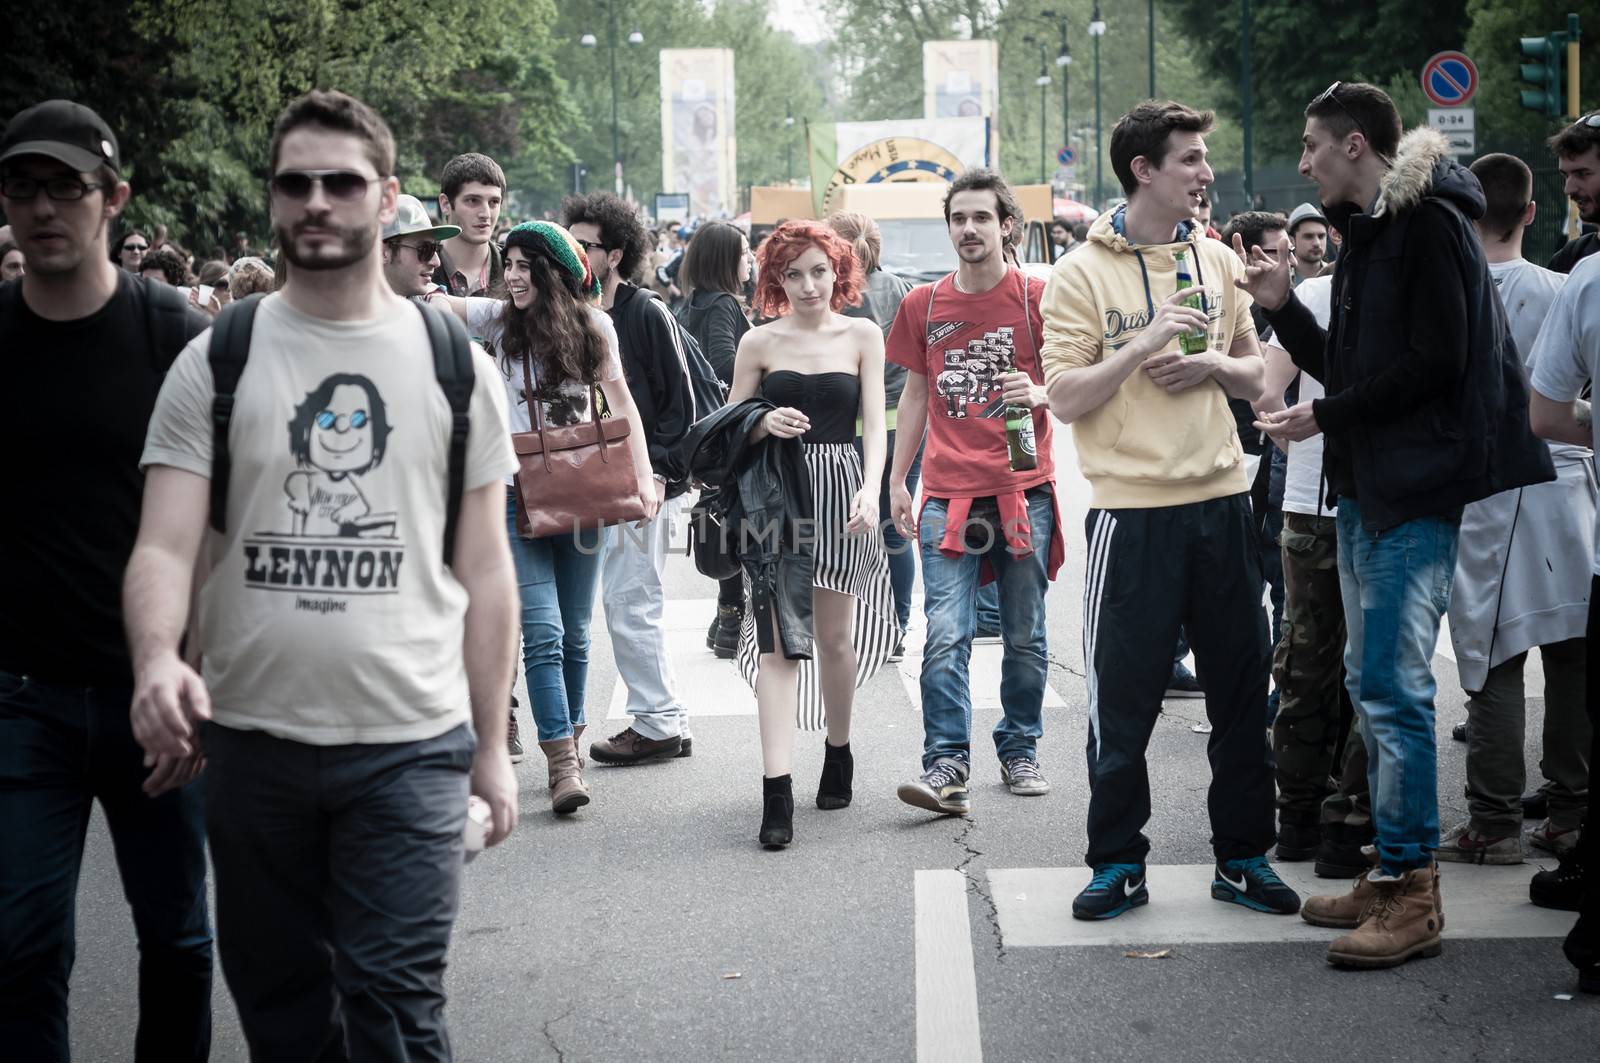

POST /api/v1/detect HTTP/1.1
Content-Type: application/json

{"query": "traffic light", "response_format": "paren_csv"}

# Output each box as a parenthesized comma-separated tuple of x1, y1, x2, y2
(1519, 34, 1566, 117)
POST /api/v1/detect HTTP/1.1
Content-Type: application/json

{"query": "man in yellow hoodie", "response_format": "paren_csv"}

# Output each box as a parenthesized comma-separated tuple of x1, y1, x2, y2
(1040, 100, 1295, 920)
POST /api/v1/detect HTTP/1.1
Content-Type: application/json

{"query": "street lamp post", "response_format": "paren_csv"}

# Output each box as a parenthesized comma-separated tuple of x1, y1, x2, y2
(1089, 4, 1106, 208)
(1056, 27, 1071, 178)
(785, 102, 796, 185)
(1024, 36, 1052, 183)
(1148, 0, 1156, 99)
(580, 3, 643, 196)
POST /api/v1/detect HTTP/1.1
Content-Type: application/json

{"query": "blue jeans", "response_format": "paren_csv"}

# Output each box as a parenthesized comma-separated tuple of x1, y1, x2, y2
(1336, 499, 1459, 875)
(0, 670, 212, 1062)
(916, 490, 1054, 768)
(507, 496, 604, 742)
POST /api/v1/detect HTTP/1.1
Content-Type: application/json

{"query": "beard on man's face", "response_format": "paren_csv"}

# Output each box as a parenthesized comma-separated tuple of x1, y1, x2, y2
(274, 216, 377, 271)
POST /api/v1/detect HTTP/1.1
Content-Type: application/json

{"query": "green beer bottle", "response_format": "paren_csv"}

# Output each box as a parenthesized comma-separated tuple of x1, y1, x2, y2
(1006, 403, 1037, 472)
(1173, 249, 1209, 355)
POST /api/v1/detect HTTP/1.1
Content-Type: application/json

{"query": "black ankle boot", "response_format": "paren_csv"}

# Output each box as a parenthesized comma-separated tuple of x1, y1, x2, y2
(816, 740, 853, 810)
(713, 604, 742, 659)
(759, 774, 793, 849)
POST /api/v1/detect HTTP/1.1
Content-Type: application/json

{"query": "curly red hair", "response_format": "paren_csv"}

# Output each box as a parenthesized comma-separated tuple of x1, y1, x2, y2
(754, 219, 862, 318)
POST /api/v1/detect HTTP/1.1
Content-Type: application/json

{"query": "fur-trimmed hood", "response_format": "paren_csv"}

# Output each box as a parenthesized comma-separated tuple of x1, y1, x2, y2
(1374, 126, 1485, 220)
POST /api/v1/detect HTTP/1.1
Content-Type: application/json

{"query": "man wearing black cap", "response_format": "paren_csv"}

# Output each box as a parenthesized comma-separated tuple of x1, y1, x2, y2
(0, 100, 213, 1061)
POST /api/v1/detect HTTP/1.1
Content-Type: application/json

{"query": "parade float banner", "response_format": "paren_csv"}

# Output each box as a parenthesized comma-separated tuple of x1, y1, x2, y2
(805, 117, 991, 216)
(923, 40, 999, 121)
(660, 48, 737, 219)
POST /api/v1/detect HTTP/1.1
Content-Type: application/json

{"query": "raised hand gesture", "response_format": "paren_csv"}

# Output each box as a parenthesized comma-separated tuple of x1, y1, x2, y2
(1232, 231, 1294, 313)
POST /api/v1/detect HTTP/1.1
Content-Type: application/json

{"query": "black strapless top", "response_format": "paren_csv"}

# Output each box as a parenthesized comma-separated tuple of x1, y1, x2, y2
(760, 370, 860, 443)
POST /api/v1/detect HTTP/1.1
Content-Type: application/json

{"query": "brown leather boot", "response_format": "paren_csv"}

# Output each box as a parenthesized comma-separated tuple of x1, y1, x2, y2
(540, 737, 590, 815)
(1325, 866, 1443, 969)
(1302, 847, 1380, 929)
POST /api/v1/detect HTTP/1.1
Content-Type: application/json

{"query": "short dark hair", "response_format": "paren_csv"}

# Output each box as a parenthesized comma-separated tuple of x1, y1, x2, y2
(441, 152, 506, 201)
(139, 246, 188, 286)
(1110, 101, 1216, 196)
(269, 90, 395, 178)
(1220, 210, 1287, 252)
(679, 220, 747, 296)
(1304, 82, 1401, 162)
(943, 167, 1022, 228)
(288, 373, 391, 473)
(561, 192, 649, 280)
(1548, 117, 1600, 160)
(1470, 153, 1533, 244)
(1072, 222, 1088, 241)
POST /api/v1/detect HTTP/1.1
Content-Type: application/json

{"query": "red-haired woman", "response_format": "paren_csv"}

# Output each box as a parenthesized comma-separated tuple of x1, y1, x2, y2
(728, 219, 898, 848)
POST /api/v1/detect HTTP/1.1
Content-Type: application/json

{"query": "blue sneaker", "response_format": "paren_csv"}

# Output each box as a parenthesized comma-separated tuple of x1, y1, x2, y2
(1072, 863, 1148, 921)
(1212, 855, 1301, 914)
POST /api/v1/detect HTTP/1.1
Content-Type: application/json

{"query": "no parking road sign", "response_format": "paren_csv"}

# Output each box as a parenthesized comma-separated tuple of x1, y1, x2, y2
(1421, 51, 1478, 107)
(1057, 146, 1075, 166)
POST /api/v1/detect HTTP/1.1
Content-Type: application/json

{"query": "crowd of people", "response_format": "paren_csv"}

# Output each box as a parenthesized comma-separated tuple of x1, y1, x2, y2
(1, 82, 1597, 1060)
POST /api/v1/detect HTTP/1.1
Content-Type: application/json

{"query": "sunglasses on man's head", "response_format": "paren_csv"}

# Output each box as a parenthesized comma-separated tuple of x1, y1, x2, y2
(269, 169, 373, 202)
(1575, 113, 1600, 130)
(1312, 81, 1373, 146)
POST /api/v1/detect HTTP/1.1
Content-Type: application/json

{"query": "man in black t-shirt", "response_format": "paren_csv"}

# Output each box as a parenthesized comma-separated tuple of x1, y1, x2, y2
(0, 100, 212, 1061)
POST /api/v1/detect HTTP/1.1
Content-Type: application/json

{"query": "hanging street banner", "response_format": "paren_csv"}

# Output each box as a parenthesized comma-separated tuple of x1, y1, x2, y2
(660, 48, 737, 219)
(806, 117, 991, 216)
(923, 40, 999, 120)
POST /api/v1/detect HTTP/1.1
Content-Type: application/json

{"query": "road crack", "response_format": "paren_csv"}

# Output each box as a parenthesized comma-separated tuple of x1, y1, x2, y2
(954, 816, 1007, 962)
(539, 1005, 574, 1063)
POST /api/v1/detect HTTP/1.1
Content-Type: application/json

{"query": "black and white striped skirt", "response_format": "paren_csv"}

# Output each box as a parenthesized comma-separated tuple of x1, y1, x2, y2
(737, 443, 898, 730)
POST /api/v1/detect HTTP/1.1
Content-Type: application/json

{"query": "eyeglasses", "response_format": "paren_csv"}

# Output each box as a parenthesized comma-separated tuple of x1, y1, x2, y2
(269, 170, 373, 202)
(121, 242, 149, 253)
(394, 240, 442, 260)
(315, 409, 369, 432)
(1312, 82, 1373, 147)
(577, 239, 609, 255)
(0, 176, 106, 202)
(1574, 113, 1600, 130)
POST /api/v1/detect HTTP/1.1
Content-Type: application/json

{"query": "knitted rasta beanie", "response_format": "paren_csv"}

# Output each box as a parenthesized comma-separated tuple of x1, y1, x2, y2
(504, 221, 601, 303)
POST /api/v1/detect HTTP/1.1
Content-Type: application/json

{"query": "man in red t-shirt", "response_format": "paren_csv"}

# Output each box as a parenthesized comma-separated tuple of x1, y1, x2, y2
(886, 168, 1063, 816)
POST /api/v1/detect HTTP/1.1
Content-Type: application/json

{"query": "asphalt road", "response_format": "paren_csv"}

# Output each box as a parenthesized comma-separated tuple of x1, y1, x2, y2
(69, 428, 1598, 1061)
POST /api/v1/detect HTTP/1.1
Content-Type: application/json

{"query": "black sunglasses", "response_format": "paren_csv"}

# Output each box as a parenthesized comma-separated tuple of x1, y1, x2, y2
(121, 242, 149, 253)
(393, 240, 442, 260)
(269, 169, 373, 202)
(577, 239, 609, 255)
(1312, 81, 1373, 146)
(1574, 113, 1600, 130)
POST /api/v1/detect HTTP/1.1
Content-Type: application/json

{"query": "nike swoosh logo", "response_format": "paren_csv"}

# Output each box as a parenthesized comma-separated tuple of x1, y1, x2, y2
(1124, 877, 1143, 897)
(1221, 870, 1248, 892)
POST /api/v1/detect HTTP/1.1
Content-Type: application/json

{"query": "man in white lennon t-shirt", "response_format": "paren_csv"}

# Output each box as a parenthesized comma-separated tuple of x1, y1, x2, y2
(123, 90, 520, 1057)
(1529, 248, 1600, 995)
(1439, 153, 1593, 867)
(1255, 272, 1371, 876)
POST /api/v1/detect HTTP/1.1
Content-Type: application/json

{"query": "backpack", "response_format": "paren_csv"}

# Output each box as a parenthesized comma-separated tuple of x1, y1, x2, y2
(622, 285, 727, 422)
(206, 294, 476, 564)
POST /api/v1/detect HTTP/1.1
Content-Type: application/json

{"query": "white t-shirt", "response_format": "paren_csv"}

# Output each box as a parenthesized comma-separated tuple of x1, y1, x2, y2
(1529, 253, 1600, 574)
(1271, 275, 1335, 517)
(464, 297, 623, 435)
(1489, 258, 1566, 367)
(142, 293, 516, 744)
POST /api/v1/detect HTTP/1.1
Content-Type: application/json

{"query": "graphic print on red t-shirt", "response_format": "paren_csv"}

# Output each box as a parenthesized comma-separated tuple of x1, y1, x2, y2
(886, 268, 1055, 498)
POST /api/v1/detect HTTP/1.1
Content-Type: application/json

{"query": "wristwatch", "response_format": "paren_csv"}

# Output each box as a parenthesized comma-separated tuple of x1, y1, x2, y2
(652, 473, 668, 484)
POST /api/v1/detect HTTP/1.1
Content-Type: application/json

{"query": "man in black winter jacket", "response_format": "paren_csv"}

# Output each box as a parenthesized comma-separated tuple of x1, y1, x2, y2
(1240, 82, 1553, 971)
(564, 193, 701, 765)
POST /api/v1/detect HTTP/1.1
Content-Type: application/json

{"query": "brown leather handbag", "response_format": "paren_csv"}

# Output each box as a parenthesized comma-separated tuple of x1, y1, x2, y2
(511, 351, 648, 539)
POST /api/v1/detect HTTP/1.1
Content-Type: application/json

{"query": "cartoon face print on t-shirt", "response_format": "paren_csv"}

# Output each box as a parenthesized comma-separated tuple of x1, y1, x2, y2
(277, 373, 398, 538)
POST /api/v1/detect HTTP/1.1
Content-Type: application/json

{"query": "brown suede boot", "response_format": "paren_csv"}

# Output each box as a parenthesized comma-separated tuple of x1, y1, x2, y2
(573, 724, 586, 771)
(540, 737, 590, 815)
(1302, 847, 1380, 929)
(1325, 866, 1443, 969)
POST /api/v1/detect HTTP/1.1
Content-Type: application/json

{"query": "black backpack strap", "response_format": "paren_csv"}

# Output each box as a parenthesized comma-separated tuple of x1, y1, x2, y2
(206, 294, 265, 533)
(418, 302, 475, 565)
(141, 277, 197, 371)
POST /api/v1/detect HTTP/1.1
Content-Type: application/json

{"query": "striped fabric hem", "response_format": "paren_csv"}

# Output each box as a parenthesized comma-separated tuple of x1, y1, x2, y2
(737, 443, 899, 730)
(1082, 509, 1118, 761)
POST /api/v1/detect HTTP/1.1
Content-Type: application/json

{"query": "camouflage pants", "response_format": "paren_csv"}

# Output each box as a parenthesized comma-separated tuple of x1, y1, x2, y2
(1271, 513, 1370, 829)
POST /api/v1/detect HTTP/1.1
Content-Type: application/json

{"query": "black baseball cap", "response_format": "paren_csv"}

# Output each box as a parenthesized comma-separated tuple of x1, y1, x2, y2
(0, 100, 121, 174)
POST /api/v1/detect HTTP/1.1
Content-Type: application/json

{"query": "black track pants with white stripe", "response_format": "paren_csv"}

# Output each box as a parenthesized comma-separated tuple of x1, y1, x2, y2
(1081, 493, 1276, 867)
